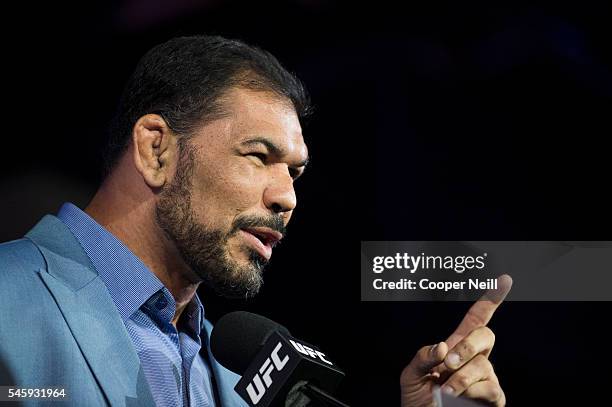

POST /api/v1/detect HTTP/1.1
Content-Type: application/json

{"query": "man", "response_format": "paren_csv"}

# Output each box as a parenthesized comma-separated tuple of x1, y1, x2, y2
(0, 36, 506, 406)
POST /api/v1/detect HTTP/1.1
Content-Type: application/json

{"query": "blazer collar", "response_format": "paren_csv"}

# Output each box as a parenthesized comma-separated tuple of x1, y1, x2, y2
(26, 214, 157, 407)
(26, 214, 248, 407)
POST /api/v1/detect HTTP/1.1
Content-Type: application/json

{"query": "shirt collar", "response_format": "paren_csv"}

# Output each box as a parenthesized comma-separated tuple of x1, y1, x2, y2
(57, 202, 205, 334)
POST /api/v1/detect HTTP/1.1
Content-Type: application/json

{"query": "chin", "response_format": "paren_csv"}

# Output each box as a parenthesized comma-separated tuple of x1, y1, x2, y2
(229, 243, 265, 267)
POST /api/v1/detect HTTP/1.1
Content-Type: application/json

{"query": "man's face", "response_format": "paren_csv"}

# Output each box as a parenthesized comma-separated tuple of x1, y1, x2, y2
(155, 87, 308, 298)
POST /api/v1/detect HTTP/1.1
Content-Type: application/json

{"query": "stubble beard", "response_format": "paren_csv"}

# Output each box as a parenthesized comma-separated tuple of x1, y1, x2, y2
(154, 143, 265, 299)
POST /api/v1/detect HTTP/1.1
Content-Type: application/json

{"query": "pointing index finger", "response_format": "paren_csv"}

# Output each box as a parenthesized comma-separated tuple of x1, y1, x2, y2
(445, 274, 513, 349)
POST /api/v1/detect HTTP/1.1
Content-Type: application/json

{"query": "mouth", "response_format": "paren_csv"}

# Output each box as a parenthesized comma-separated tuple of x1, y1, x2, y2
(239, 227, 283, 261)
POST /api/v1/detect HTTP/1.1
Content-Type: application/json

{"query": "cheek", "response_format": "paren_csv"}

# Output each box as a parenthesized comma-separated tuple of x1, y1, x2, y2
(189, 159, 265, 224)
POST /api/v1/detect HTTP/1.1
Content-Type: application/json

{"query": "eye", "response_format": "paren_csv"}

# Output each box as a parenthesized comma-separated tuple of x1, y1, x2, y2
(247, 152, 267, 163)
(289, 168, 303, 180)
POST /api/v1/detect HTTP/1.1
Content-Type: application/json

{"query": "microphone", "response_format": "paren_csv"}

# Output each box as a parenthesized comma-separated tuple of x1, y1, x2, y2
(210, 311, 349, 407)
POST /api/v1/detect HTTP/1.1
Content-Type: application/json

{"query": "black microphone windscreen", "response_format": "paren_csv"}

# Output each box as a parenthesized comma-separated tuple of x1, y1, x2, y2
(210, 311, 291, 375)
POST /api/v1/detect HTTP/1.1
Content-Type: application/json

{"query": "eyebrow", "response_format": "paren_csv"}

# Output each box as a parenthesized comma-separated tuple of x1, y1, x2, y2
(240, 137, 310, 168)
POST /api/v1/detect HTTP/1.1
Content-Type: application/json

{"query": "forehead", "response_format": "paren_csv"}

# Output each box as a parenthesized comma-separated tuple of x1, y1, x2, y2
(218, 87, 308, 157)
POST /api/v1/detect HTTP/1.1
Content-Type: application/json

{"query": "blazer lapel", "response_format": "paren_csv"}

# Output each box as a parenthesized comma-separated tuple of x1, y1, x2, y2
(202, 320, 249, 407)
(27, 215, 155, 407)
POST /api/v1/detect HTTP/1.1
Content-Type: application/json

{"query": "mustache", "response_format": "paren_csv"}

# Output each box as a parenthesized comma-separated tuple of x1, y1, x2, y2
(230, 214, 287, 237)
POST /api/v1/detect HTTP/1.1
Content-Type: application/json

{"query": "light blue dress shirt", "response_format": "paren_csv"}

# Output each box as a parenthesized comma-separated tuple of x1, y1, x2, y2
(57, 202, 216, 407)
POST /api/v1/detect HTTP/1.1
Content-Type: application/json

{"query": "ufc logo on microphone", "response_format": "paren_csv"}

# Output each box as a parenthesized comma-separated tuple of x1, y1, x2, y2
(289, 339, 333, 365)
(246, 342, 290, 404)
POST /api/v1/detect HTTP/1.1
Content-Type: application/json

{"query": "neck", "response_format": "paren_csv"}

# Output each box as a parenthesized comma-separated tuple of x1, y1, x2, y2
(85, 161, 200, 326)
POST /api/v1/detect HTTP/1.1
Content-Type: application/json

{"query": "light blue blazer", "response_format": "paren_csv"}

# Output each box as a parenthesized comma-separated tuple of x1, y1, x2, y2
(0, 215, 248, 406)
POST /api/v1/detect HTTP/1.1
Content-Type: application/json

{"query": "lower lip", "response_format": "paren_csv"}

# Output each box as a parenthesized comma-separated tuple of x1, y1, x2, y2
(239, 230, 272, 261)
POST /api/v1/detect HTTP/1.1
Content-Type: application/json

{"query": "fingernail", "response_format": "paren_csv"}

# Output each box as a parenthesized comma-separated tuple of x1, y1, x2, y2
(442, 385, 455, 395)
(429, 343, 439, 356)
(446, 352, 461, 367)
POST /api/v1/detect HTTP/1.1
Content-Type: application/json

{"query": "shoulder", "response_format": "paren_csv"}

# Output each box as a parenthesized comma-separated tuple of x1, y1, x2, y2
(0, 238, 45, 287)
(0, 238, 44, 270)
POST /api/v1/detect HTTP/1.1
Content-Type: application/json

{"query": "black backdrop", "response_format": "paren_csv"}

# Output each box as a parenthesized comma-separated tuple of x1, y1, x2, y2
(2, 1, 611, 405)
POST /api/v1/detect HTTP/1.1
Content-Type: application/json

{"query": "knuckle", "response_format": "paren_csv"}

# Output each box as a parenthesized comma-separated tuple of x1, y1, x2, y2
(500, 388, 507, 406)
(474, 354, 494, 373)
(465, 380, 503, 403)
(417, 344, 433, 360)
(456, 375, 471, 389)
(412, 346, 426, 363)
(419, 344, 432, 355)
(474, 353, 488, 365)
(482, 326, 495, 343)
(488, 383, 502, 401)
(465, 311, 486, 327)
(489, 365, 499, 380)
(410, 344, 438, 369)
(459, 341, 476, 357)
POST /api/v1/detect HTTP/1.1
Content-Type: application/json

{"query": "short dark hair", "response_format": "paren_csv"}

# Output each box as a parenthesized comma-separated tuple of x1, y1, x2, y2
(104, 35, 311, 176)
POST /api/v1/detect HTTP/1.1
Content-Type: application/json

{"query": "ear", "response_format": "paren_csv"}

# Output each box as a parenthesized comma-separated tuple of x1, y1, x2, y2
(132, 114, 177, 188)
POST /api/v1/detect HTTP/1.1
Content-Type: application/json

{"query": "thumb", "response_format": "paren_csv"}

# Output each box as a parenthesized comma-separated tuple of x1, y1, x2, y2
(401, 341, 448, 384)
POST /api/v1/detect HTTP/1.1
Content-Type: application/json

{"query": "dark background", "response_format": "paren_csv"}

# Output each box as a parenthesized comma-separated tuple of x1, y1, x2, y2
(2, 1, 611, 405)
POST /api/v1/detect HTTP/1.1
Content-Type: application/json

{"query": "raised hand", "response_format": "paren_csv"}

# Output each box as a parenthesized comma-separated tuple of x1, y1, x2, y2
(400, 275, 512, 407)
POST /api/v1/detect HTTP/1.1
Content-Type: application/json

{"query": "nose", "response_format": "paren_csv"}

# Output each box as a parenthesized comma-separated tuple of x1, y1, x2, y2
(263, 165, 297, 216)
